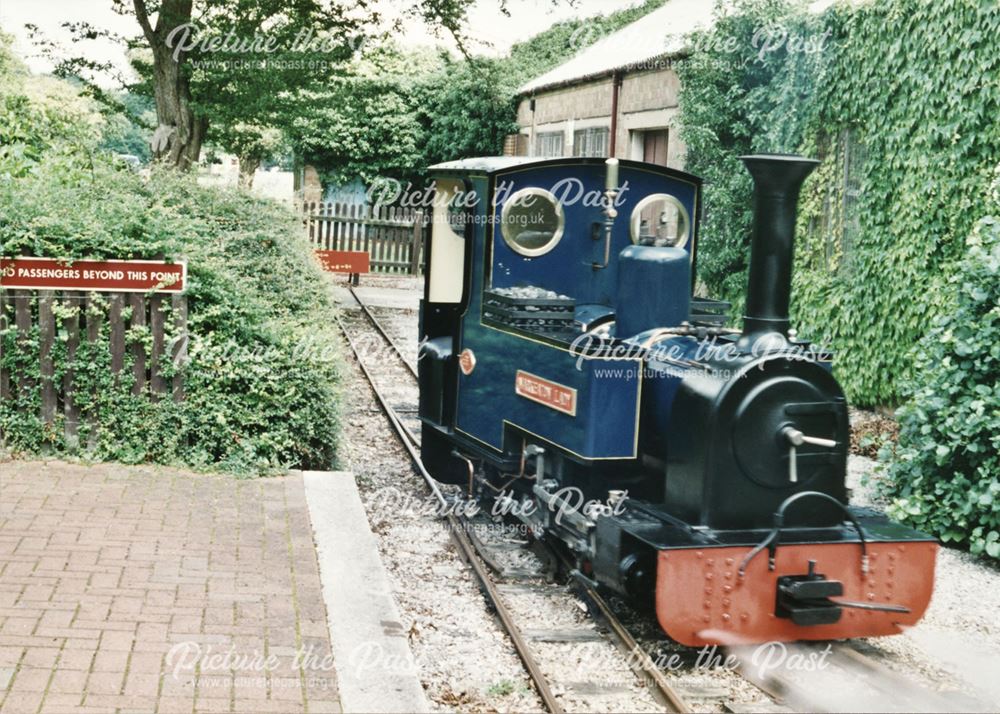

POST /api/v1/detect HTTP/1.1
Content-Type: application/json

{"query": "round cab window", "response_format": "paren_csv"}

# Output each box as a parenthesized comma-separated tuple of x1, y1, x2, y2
(500, 188, 565, 257)
(630, 194, 690, 248)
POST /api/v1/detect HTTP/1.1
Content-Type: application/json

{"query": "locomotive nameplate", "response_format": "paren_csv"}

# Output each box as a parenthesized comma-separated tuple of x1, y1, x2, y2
(515, 370, 577, 417)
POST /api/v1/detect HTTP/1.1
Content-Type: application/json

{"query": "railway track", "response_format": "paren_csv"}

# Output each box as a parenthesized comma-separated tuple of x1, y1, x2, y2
(337, 285, 968, 714)
(339, 286, 691, 713)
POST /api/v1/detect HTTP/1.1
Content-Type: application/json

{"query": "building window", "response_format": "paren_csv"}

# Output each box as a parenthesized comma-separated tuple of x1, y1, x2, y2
(535, 131, 564, 158)
(504, 134, 529, 157)
(573, 127, 610, 158)
(813, 128, 867, 274)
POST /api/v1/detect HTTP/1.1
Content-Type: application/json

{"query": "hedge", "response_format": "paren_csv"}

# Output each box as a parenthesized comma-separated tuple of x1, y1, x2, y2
(0, 51, 341, 476)
(881, 196, 1000, 560)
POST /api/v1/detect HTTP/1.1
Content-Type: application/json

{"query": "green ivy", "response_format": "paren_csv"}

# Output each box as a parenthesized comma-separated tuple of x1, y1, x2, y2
(795, 0, 1000, 405)
(677, 0, 1000, 555)
(677, 0, 1000, 406)
(879, 210, 1000, 560)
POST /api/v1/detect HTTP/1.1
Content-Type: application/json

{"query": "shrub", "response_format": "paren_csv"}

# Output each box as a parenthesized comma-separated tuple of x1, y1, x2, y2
(0, 152, 342, 476)
(880, 201, 1000, 559)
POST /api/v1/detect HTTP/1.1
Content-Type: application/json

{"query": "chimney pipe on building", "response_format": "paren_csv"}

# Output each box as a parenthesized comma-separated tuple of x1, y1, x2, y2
(739, 153, 819, 346)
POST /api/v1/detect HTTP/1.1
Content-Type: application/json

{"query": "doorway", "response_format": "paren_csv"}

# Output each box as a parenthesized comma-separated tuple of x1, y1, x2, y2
(642, 130, 669, 166)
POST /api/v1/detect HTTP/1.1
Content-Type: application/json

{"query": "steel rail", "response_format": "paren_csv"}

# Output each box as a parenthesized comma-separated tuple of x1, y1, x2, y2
(347, 285, 418, 379)
(576, 580, 691, 713)
(337, 314, 565, 714)
(341, 291, 692, 714)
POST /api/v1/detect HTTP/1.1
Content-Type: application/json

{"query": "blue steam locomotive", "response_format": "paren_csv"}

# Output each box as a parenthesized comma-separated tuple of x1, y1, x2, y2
(417, 154, 936, 645)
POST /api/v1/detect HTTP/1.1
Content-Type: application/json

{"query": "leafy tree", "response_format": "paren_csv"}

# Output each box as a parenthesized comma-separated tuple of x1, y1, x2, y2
(416, 56, 517, 166)
(99, 90, 156, 162)
(0, 27, 20, 82)
(28, 0, 492, 172)
(117, 0, 363, 169)
(291, 78, 425, 186)
(0, 31, 102, 179)
(675, 0, 829, 308)
(211, 121, 285, 187)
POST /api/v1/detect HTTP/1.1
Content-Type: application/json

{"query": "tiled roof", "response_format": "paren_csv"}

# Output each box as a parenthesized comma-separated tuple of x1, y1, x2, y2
(518, 0, 716, 95)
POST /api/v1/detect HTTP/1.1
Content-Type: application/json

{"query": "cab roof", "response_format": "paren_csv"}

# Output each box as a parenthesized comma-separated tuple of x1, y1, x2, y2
(428, 156, 540, 174)
(428, 156, 703, 185)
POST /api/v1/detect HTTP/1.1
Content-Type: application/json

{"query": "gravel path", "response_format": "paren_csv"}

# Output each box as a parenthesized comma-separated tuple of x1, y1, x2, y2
(847, 454, 1000, 709)
(353, 302, 778, 713)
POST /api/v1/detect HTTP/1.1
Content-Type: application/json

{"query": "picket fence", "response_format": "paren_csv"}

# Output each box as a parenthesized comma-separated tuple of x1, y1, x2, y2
(303, 203, 426, 275)
(0, 289, 187, 445)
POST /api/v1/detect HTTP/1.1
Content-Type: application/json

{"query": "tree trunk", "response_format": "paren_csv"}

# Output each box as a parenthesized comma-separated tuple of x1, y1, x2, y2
(238, 155, 261, 189)
(134, 0, 206, 169)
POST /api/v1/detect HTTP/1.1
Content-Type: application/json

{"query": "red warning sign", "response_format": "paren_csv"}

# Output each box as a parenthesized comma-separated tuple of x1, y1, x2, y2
(315, 250, 370, 274)
(0, 257, 186, 293)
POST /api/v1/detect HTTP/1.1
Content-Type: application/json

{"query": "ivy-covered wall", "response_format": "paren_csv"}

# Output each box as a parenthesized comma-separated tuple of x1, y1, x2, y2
(677, 0, 1000, 406)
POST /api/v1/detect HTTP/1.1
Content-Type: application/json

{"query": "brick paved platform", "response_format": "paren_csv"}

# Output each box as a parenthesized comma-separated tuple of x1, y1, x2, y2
(0, 460, 341, 714)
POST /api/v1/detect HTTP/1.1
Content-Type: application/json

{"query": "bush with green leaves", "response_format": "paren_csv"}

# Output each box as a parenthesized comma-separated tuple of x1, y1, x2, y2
(0, 149, 342, 476)
(0, 52, 100, 179)
(880, 207, 1000, 559)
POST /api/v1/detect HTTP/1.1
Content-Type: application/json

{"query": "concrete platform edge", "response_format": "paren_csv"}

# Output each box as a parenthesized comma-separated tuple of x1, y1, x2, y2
(302, 470, 429, 713)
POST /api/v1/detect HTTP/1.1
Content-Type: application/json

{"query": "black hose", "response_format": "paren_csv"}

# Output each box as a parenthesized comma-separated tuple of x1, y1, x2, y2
(738, 491, 869, 578)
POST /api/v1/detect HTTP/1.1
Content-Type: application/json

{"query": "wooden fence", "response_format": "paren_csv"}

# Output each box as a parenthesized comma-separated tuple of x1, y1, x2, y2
(303, 203, 426, 275)
(0, 289, 187, 446)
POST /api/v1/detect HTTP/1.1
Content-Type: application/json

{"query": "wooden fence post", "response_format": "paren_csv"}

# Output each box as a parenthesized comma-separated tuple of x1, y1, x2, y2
(149, 295, 167, 399)
(63, 294, 81, 445)
(410, 211, 424, 276)
(0, 291, 9, 404)
(14, 290, 33, 397)
(38, 291, 56, 426)
(347, 203, 357, 252)
(371, 205, 382, 268)
(129, 293, 146, 395)
(109, 294, 125, 379)
(171, 294, 187, 402)
(306, 202, 315, 244)
(85, 295, 103, 449)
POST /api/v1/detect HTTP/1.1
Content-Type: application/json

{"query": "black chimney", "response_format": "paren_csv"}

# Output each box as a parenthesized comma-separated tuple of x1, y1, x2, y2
(739, 154, 819, 342)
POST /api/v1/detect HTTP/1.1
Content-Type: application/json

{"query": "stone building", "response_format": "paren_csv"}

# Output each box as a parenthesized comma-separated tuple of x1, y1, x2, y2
(510, 0, 714, 170)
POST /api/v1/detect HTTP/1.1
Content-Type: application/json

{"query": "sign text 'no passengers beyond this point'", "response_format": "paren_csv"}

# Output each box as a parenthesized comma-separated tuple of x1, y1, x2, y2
(0, 257, 187, 293)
